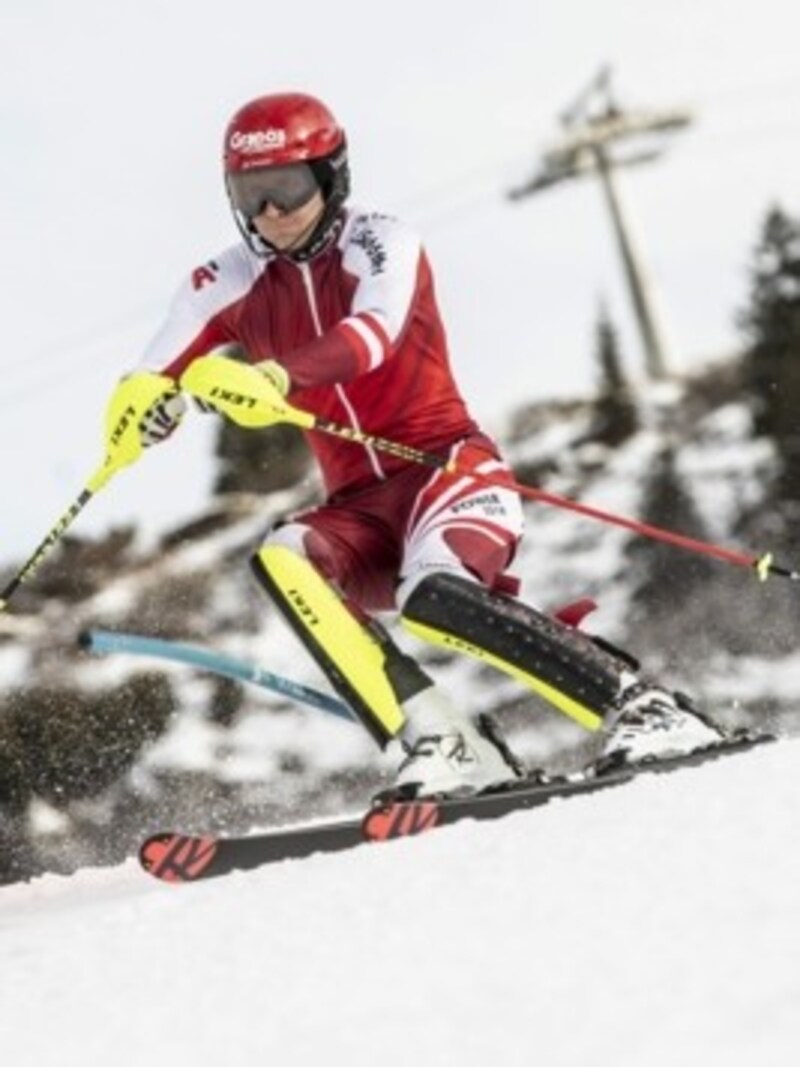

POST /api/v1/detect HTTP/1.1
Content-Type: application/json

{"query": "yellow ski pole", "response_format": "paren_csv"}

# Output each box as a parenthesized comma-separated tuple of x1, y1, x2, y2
(0, 465, 109, 612)
(0, 372, 177, 612)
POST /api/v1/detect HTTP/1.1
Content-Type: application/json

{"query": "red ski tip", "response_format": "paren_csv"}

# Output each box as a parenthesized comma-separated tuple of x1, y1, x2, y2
(139, 833, 219, 882)
(362, 800, 440, 842)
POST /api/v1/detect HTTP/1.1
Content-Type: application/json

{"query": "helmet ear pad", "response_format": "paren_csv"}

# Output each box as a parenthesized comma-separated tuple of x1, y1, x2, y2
(309, 137, 350, 206)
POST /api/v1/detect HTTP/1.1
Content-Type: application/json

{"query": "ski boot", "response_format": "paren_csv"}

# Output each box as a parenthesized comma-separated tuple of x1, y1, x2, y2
(594, 683, 724, 774)
(384, 713, 524, 801)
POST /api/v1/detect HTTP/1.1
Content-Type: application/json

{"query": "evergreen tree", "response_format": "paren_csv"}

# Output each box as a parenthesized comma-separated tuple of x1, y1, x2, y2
(740, 204, 800, 500)
(589, 302, 638, 446)
(213, 420, 311, 495)
(624, 447, 718, 665)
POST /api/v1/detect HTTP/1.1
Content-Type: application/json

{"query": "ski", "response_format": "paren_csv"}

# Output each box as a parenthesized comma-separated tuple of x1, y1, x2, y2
(139, 817, 365, 882)
(139, 733, 774, 882)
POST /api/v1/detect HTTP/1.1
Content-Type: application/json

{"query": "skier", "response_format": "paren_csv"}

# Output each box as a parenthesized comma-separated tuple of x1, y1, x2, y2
(106, 91, 723, 799)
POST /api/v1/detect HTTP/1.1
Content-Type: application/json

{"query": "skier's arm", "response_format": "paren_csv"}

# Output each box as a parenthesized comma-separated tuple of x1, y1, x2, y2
(275, 215, 423, 392)
(103, 247, 256, 449)
(137, 254, 247, 381)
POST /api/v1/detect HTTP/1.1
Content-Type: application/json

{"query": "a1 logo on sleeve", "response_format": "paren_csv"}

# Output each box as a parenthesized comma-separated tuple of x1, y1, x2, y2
(192, 260, 220, 291)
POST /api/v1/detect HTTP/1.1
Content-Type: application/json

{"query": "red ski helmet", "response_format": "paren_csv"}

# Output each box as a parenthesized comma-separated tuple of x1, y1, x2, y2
(223, 92, 350, 260)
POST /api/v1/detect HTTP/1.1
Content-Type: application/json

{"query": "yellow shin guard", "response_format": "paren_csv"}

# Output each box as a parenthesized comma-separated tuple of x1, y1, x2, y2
(252, 545, 408, 747)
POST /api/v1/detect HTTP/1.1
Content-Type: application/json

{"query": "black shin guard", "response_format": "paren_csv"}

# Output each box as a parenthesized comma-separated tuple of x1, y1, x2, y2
(401, 574, 626, 731)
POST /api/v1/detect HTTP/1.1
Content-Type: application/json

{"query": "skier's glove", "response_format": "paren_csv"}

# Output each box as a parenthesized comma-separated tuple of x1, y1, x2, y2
(180, 354, 307, 430)
(103, 371, 182, 473)
(139, 391, 187, 446)
(192, 359, 288, 415)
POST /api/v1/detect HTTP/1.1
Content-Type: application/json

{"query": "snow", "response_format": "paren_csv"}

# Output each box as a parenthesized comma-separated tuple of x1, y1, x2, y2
(0, 643, 30, 687)
(705, 652, 800, 706)
(3, 738, 800, 1067)
(141, 697, 378, 782)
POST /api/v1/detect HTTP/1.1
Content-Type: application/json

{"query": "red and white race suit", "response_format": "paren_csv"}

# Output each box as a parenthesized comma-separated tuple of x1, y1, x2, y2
(139, 207, 523, 610)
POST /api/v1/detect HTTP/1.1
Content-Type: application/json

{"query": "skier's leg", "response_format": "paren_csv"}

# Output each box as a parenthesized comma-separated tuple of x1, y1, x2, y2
(399, 570, 627, 731)
(251, 520, 520, 796)
(398, 444, 723, 765)
(251, 523, 414, 747)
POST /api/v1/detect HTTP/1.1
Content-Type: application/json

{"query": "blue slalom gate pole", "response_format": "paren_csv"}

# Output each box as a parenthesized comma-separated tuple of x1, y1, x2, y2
(79, 629, 355, 722)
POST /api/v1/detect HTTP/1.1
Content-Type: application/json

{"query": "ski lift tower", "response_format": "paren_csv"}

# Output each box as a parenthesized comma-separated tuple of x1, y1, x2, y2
(509, 68, 693, 381)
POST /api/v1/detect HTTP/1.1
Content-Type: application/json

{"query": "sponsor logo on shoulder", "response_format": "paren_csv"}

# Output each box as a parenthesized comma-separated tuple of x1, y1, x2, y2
(361, 211, 396, 223)
(351, 222, 387, 275)
(229, 129, 287, 153)
(192, 260, 220, 291)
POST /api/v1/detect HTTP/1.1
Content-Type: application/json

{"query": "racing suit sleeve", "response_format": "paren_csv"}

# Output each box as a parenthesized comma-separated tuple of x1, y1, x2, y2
(136, 247, 259, 379)
(279, 214, 425, 390)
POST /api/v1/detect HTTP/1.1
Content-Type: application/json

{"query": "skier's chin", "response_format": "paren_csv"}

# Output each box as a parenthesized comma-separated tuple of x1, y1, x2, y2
(258, 208, 325, 254)
(266, 230, 304, 251)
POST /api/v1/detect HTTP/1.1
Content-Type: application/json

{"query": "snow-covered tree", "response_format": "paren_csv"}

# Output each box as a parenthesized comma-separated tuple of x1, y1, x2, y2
(740, 204, 800, 500)
(589, 302, 638, 446)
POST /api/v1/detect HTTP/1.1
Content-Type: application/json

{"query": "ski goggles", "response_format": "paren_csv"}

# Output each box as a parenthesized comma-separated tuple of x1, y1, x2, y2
(227, 163, 320, 218)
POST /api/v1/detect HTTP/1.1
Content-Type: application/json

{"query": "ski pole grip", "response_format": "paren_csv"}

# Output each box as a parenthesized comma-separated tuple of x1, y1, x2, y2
(180, 355, 315, 430)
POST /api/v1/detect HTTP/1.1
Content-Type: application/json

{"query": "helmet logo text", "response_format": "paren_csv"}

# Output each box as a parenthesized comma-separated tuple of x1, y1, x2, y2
(230, 129, 287, 153)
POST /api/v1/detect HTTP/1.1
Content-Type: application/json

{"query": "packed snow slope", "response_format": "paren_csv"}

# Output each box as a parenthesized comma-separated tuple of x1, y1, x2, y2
(2, 737, 799, 1067)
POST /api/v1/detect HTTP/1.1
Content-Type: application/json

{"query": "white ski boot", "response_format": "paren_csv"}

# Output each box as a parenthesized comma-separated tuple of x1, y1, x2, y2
(389, 714, 524, 800)
(597, 684, 724, 771)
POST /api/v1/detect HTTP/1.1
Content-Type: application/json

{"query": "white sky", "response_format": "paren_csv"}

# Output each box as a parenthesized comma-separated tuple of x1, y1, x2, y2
(2, 0, 800, 565)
